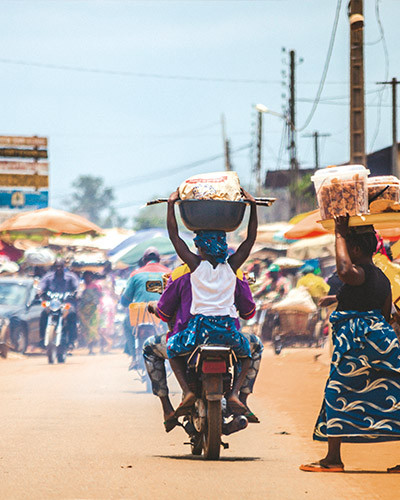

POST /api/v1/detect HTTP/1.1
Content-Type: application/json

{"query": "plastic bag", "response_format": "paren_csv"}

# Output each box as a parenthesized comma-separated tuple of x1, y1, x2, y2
(271, 286, 317, 313)
(179, 171, 241, 201)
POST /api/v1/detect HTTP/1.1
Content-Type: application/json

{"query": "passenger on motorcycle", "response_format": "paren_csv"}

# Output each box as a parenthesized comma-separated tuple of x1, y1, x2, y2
(120, 247, 170, 370)
(145, 263, 262, 432)
(38, 258, 80, 349)
(166, 188, 258, 419)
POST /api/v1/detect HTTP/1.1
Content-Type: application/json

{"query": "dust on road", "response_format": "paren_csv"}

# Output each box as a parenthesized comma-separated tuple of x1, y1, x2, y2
(0, 347, 398, 499)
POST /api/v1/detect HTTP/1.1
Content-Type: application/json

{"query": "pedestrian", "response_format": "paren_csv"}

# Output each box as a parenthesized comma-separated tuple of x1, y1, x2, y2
(79, 271, 102, 355)
(300, 215, 400, 473)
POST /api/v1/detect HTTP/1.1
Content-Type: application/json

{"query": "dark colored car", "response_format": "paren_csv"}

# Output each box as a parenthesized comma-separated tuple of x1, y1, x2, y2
(0, 277, 42, 356)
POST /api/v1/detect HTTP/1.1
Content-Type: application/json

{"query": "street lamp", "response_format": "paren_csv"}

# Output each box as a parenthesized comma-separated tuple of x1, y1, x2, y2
(255, 103, 298, 217)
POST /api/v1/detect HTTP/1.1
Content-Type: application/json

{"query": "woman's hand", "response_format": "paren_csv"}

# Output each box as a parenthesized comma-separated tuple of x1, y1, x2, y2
(241, 188, 256, 204)
(168, 189, 180, 204)
(334, 214, 350, 237)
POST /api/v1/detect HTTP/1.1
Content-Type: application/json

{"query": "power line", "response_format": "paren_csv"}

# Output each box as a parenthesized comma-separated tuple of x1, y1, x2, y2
(112, 143, 251, 194)
(297, 0, 342, 131)
(0, 57, 277, 85)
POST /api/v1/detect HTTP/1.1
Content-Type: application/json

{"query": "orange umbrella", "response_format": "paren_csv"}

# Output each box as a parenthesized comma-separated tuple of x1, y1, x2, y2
(0, 207, 103, 237)
(285, 209, 400, 241)
(284, 210, 328, 239)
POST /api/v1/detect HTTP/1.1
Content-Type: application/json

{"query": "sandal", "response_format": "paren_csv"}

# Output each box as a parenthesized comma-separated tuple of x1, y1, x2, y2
(300, 461, 344, 473)
(227, 396, 247, 416)
(163, 416, 179, 433)
(243, 409, 260, 424)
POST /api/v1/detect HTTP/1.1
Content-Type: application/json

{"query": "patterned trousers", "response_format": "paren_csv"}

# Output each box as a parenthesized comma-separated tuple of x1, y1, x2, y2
(143, 332, 263, 397)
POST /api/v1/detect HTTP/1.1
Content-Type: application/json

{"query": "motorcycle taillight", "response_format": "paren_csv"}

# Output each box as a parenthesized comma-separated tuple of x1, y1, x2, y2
(202, 360, 226, 374)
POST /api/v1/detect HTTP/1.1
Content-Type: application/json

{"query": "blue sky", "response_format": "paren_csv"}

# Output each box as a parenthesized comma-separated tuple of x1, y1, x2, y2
(0, 0, 399, 223)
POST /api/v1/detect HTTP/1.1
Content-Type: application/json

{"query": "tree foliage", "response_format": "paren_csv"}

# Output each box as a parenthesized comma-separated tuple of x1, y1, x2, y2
(70, 175, 127, 227)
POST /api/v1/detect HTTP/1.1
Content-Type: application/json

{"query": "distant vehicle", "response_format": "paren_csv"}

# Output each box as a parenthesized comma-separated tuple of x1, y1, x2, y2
(0, 277, 42, 357)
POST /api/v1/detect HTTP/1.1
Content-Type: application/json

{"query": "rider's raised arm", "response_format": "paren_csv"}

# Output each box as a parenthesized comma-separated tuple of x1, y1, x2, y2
(229, 189, 258, 273)
(167, 189, 199, 272)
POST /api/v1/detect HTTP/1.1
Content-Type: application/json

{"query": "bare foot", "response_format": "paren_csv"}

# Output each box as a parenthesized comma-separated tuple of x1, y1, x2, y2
(227, 394, 247, 415)
(174, 391, 196, 417)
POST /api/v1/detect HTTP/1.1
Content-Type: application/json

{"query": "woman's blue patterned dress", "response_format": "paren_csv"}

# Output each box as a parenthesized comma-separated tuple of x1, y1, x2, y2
(314, 309, 400, 442)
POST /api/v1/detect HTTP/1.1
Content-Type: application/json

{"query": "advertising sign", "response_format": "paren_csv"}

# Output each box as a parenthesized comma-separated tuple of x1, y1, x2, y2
(0, 190, 48, 210)
(0, 136, 47, 147)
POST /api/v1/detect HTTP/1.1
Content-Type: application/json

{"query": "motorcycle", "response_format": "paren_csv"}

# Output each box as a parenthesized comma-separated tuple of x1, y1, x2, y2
(42, 292, 74, 364)
(180, 345, 249, 460)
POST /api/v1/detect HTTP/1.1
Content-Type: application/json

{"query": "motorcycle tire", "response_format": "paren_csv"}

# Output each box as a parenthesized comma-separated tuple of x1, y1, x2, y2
(0, 343, 8, 359)
(47, 344, 57, 364)
(203, 400, 222, 460)
(57, 345, 67, 364)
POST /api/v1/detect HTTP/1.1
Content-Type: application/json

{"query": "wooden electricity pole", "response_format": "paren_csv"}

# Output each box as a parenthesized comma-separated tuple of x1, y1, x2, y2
(349, 0, 366, 166)
(288, 49, 298, 216)
(221, 114, 232, 171)
(255, 110, 263, 196)
(303, 131, 331, 170)
(377, 78, 400, 178)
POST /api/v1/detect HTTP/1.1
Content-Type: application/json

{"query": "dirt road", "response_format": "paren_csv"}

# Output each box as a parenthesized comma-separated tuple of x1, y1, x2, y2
(0, 347, 399, 499)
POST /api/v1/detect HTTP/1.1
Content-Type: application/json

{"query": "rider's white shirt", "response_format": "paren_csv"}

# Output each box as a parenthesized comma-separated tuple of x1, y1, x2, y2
(190, 260, 237, 318)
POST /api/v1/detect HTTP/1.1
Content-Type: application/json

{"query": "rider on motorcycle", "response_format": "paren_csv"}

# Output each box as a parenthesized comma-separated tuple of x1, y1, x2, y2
(165, 188, 258, 421)
(145, 263, 262, 432)
(120, 247, 170, 370)
(38, 258, 80, 349)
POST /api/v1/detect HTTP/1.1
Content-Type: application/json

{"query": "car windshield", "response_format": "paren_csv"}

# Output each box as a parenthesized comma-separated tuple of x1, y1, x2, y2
(0, 282, 28, 306)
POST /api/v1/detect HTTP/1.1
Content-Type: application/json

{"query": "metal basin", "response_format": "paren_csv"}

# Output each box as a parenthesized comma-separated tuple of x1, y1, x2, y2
(178, 200, 246, 232)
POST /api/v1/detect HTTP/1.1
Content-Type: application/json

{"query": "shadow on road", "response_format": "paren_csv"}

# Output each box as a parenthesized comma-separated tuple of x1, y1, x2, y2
(155, 455, 261, 462)
(343, 470, 394, 475)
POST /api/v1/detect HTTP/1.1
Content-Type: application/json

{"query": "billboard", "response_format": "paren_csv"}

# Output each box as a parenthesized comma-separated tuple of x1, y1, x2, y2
(0, 136, 49, 211)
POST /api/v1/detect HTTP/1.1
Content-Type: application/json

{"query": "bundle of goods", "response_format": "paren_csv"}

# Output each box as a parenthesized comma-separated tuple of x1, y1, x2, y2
(368, 175, 400, 204)
(146, 171, 275, 232)
(271, 287, 317, 314)
(312, 165, 400, 222)
(311, 165, 369, 220)
(179, 171, 241, 201)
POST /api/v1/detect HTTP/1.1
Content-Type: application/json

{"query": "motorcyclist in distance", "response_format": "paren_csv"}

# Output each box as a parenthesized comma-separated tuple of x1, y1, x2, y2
(38, 258, 80, 349)
(120, 247, 171, 370)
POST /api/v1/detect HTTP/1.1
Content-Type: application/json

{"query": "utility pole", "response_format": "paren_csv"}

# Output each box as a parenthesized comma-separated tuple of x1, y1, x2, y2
(377, 78, 400, 178)
(288, 49, 298, 216)
(255, 110, 263, 196)
(303, 131, 331, 170)
(221, 114, 232, 171)
(349, 0, 366, 165)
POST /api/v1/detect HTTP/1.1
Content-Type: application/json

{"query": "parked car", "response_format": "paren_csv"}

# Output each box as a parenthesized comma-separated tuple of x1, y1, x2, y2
(0, 277, 42, 357)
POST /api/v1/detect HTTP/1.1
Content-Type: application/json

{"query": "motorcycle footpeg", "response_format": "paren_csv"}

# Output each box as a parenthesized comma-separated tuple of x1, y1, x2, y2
(221, 441, 229, 450)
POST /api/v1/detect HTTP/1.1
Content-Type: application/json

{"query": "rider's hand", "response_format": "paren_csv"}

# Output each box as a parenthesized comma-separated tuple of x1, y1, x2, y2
(147, 302, 157, 314)
(168, 189, 180, 205)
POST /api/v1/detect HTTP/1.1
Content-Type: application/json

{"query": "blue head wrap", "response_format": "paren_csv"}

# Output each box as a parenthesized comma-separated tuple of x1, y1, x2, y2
(193, 230, 228, 263)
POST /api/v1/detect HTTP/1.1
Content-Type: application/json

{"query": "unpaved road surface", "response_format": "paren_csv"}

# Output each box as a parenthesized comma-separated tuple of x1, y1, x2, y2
(1, 347, 399, 499)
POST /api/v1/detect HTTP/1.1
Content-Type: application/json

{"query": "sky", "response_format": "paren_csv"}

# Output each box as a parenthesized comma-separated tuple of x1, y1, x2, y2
(0, 0, 399, 224)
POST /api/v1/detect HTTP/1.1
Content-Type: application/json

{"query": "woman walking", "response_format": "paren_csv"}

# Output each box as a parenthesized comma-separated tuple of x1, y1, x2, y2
(301, 215, 400, 473)
(79, 271, 102, 355)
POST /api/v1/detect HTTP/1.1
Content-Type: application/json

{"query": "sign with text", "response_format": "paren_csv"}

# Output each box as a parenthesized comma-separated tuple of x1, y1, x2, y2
(0, 136, 47, 148)
(0, 148, 48, 159)
(0, 161, 48, 176)
(0, 190, 48, 209)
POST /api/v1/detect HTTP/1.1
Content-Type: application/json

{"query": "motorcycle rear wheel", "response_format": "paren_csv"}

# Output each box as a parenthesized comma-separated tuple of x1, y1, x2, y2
(203, 400, 221, 460)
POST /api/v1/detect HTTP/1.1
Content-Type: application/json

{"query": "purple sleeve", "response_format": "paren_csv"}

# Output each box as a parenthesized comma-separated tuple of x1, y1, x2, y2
(235, 276, 256, 320)
(156, 276, 180, 322)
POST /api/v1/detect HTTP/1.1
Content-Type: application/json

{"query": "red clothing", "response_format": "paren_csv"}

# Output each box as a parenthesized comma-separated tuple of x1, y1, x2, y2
(129, 261, 171, 278)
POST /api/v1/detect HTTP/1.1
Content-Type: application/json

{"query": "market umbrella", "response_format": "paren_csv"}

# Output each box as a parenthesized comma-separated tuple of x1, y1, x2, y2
(115, 236, 178, 266)
(0, 207, 103, 239)
(284, 210, 328, 240)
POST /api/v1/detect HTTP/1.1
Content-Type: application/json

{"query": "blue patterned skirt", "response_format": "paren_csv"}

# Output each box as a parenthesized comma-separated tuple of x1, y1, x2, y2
(166, 314, 251, 359)
(314, 310, 400, 443)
